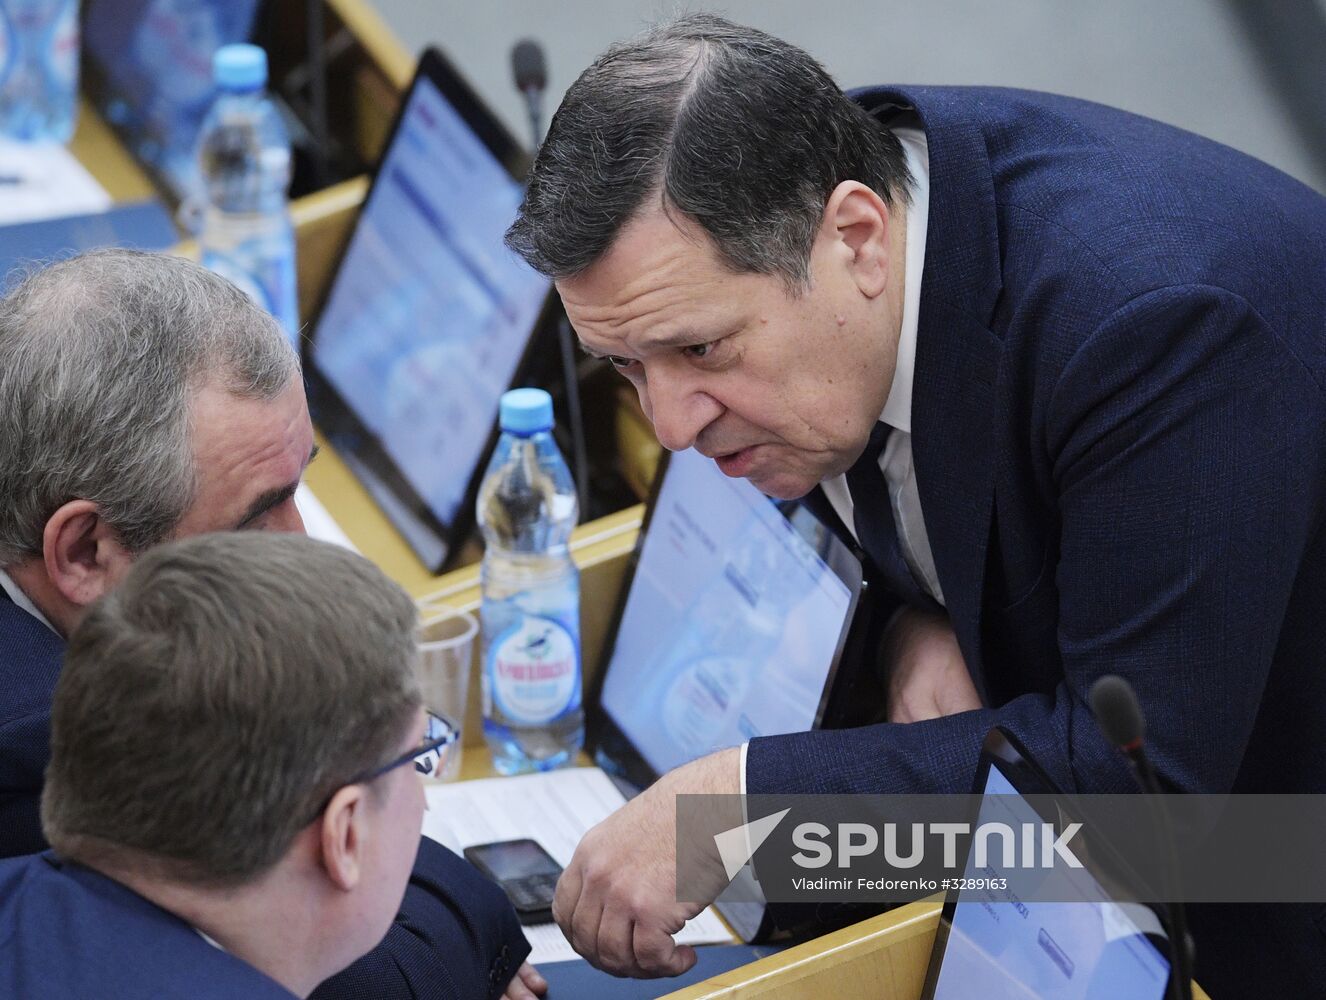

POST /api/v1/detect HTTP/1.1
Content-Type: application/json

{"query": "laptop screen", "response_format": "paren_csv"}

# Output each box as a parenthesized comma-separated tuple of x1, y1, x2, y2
(928, 761, 1171, 999)
(84, 0, 262, 202)
(599, 447, 859, 777)
(308, 53, 550, 558)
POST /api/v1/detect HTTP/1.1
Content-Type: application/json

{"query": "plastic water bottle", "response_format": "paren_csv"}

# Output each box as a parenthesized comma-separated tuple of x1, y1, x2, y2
(478, 388, 584, 774)
(197, 44, 298, 344)
(0, 0, 79, 142)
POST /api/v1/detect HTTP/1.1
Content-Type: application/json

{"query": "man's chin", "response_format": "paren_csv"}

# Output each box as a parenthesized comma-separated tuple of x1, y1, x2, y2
(744, 470, 817, 501)
(707, 447, 820, 499)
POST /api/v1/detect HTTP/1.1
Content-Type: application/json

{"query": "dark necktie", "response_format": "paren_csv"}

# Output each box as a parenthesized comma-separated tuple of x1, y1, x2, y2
(845, 423, 939, 611)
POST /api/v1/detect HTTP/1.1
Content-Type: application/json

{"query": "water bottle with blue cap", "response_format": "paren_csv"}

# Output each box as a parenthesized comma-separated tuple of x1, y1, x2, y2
(196, 43, 298, 344)
(478, 387, 584, 774)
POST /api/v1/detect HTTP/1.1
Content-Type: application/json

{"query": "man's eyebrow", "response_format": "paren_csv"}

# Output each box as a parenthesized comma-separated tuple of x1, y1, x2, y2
(233, 444, 320, 529)
(578, 328, 719, 359)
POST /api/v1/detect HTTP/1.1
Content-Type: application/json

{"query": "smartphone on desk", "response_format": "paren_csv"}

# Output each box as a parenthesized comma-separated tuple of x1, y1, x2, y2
(464, 838, 564, 925)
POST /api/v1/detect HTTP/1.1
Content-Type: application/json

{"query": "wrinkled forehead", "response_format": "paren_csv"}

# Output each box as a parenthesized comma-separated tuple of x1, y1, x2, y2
(557, 210, 763, 348)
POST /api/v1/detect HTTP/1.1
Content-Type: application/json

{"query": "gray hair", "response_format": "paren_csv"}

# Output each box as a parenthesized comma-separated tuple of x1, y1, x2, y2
(505, 13, 911, 291)
(0, 249, 298, 566)
(42, 532, 422, 886)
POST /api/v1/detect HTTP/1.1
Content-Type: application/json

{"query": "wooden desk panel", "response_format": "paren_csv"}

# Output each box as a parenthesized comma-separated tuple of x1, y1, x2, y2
(67, 98, 158, 203)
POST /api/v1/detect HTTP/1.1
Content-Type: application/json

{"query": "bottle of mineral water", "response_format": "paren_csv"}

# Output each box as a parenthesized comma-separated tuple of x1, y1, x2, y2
(0, 0, 79, 142)
(478, 388, 583, 774)
(197, 43, 298, 344)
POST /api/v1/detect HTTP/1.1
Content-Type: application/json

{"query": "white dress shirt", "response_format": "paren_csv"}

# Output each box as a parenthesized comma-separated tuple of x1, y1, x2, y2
(0, 567, 57, 634)
(738, 125, 940, 795)
(819, 126, 943, 605)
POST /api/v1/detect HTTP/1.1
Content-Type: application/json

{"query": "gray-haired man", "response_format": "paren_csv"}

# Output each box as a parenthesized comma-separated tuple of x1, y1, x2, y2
(0, 250, 542, 1000)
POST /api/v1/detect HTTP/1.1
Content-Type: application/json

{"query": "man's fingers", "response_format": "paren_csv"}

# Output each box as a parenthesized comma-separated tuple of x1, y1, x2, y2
(633, 919, 698, 978)
(503, 962, 546, 999)
(593, 896, 638, 975)
(551, 857, 583, 933)
(566, 883, 605, 963)
(502, 975, 537, 1000)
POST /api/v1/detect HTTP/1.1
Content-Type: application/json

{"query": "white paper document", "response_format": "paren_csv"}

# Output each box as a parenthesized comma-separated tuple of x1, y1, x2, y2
(423, 767, 735, 964)
(295, 483, 359, 553)
(0, 141, 112, 226)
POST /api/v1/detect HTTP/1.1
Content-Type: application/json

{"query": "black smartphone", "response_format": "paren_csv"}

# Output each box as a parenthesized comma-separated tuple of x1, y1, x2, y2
(463, 838, 564, 925)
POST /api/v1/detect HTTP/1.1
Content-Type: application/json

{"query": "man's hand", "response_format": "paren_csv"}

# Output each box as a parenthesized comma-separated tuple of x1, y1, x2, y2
(884, 607, 982, 723)
(502, 962, 547, 1000)
(553, 747, 741, 977)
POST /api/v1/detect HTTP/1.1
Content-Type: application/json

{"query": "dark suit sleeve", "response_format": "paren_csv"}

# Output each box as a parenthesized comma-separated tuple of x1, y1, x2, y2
(312, 835, 530, 1000)
(748, 286, 1321, 800)
(0, 711, 54, 860)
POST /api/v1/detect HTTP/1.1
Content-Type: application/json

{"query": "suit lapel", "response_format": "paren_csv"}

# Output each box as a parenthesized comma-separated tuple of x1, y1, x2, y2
(855, 86, 1006, 690)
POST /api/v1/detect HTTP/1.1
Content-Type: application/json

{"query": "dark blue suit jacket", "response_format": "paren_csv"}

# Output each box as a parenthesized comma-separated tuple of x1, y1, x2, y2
(745, 87, 1326, 994)
(0, 851, 298, 998)
(0, 588, 529, 999)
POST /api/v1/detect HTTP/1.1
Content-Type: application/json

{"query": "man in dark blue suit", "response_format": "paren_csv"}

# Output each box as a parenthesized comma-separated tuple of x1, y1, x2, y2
(3, 532, 478, 998)
(0, 250, 541, 1000)
(503, 14, 1326, 995)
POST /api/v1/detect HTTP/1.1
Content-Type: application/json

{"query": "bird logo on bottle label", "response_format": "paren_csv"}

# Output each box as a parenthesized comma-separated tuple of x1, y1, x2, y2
(489, 615, 578, 723)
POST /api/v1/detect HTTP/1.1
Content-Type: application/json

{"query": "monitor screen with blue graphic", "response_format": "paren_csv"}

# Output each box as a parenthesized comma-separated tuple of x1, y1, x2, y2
(599, 447, 859, 776)
(305, 49, 550, 569)
(84, 0, 261, 201)
(926, 758, 1172, 1000)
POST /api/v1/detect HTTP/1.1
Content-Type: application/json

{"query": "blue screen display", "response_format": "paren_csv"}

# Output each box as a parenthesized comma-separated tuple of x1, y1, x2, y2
(85, 0, 260, 200)
(931, 766, 1171, 1000)
(311, 73, 550, 529)
(601, 448, 854, 775)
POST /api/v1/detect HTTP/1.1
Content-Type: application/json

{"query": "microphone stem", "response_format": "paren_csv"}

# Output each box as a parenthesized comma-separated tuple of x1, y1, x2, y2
(1133, 753, 1194, 1000)
(524, 90, 543, 151)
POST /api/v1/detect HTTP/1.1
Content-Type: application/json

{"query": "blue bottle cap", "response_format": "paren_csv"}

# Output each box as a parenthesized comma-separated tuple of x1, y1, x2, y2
(213, 44, 268, 92)
(499, 388, 554, 434)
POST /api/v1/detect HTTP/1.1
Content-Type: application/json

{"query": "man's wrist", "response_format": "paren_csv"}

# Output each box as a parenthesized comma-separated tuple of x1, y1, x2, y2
(663, 745, 743, 796)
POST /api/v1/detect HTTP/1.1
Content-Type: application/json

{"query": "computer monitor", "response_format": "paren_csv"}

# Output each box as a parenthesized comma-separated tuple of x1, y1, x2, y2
(303, 48, 552, 572)
(921, 729, 1174, 1000)
(591, 447, 867, 787)
(83, 0, 262, 203)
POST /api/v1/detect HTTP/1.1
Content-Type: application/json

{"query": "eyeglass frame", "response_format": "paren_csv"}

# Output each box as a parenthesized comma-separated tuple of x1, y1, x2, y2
(357, 710, 458, 783)
(306, 711, 458, 825)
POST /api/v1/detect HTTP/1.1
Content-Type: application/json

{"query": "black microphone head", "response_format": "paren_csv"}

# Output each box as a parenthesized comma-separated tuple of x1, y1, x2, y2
(511, 39, 547, 93)
(1089, 674, 1147, 750)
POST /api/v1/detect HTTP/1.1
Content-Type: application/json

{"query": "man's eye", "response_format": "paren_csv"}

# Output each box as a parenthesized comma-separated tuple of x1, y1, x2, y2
(605, 355, 636, 369)
(683, 342, 714, 359)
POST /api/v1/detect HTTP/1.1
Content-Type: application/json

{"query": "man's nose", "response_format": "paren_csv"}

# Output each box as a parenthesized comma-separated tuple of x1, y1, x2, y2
(643, 366, 722, 453)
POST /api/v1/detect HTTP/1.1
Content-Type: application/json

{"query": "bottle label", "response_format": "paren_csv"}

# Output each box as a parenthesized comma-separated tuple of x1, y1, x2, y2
(488, 613, 579, 724)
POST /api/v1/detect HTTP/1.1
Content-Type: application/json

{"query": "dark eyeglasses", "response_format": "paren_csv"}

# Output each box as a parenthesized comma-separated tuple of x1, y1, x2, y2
(307, 713, 458, 825)
(357, 712, 458, 783)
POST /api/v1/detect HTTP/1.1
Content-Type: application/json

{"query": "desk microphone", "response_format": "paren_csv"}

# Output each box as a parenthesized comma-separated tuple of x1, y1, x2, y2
(1089, 675, 1194, 1000)
(511, 39, 548, 150)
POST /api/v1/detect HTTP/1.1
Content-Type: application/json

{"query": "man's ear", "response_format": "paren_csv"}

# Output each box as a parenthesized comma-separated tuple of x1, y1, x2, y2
(320, 785, 368, 892)
(819, 180, 893, 299)
(42, 500, 135, 610)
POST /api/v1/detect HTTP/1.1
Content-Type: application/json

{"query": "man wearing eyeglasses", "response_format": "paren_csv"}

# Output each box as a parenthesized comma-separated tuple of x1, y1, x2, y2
(0, 250, 542, 999)
(0, 533, 468, 998)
